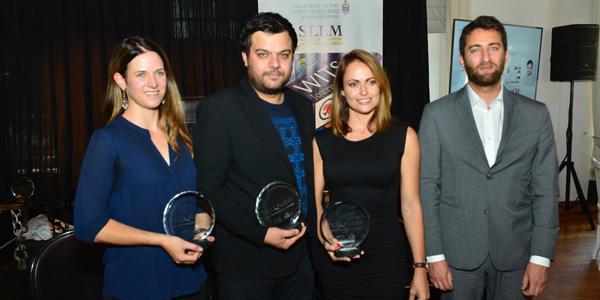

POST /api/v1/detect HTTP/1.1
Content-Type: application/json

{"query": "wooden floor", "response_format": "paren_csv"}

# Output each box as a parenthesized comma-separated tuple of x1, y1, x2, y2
(537, 202, 599, 300)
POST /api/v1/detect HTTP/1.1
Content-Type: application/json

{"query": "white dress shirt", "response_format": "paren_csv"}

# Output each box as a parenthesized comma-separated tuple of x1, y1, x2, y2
(468, 84, 504, 167)
(427, 84, 550, 268)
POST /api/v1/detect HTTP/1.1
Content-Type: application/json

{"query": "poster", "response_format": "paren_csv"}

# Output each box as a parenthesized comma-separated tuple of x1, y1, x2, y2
(259, 0, 383, 128)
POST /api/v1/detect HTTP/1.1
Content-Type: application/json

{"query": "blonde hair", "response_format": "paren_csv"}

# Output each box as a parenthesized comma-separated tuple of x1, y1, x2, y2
(105, 36, 192, 156)
(331, 49, 392, 136)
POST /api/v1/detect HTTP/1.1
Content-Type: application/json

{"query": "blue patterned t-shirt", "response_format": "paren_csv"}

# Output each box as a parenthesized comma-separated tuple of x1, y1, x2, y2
(262, 99, 308, 216)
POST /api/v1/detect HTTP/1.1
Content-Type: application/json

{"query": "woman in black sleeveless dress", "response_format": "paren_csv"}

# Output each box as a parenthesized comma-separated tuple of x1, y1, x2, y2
(312, 49, 429, 299)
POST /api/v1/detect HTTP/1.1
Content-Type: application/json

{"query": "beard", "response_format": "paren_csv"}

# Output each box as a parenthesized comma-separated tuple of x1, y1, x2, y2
(464, 59, 505, 87)
(247, 69, 290, 95)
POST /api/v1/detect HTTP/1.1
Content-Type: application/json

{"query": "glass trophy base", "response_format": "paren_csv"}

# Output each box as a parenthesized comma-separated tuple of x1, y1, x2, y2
(334, 247, 360, 258)
(280, 219, 301, 230)
(194, 239, 210, 251)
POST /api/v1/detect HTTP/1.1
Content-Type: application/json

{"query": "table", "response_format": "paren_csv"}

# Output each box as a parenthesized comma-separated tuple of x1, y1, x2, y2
(1, 197, 70, 240)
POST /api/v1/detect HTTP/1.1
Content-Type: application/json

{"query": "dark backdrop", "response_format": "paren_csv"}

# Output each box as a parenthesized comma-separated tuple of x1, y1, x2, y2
(0, 0, 428, 199)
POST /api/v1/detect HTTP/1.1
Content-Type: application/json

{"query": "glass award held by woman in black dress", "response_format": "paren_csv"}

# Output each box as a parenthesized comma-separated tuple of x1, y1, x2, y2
(319, 200, 370, 258)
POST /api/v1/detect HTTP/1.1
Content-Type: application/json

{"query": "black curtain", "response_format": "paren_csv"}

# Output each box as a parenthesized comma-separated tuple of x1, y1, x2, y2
(0, 0, 257, 197)
(1, 0, 428, 199)
(384, 0, 430, 129)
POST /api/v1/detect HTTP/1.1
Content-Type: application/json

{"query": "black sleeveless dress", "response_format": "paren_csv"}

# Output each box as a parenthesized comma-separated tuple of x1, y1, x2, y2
(314, 122, 411, 300)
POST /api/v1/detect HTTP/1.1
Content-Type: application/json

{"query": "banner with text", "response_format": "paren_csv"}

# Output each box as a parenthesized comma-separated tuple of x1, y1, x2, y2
(258, 0, 383, 128)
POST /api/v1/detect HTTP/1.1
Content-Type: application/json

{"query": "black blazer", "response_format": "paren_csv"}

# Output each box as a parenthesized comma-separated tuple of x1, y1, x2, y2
(192, 78, 315, 279)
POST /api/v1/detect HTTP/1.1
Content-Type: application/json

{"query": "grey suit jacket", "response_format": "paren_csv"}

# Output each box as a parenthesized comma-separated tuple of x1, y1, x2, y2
(419, 86, 559, 271)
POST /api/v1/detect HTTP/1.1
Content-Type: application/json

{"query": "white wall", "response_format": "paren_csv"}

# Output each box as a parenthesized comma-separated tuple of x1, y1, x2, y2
(428, 33, 445, 100)
(428, 0, 598, 201)
(593, 1, 600, 139)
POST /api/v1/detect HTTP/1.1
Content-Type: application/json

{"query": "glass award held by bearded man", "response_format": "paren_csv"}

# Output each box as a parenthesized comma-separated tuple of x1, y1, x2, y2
(255, 181, 301, 229)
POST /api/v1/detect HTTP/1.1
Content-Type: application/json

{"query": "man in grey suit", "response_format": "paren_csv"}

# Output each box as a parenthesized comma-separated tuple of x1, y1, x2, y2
(419, 16, 559, 299)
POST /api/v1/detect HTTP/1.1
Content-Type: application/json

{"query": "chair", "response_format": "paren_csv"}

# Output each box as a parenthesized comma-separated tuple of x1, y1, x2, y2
(29, 230, 105, 300)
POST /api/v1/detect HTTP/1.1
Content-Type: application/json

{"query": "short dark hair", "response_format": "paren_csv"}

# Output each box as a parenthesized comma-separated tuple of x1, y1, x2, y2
(239, 12, 298, 54)
(527, 59, 534, 66)
(459, 16, 507, 56)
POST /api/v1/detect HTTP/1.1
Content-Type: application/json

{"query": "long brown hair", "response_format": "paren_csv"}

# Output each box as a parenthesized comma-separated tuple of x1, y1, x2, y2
(331, 49, 392, 136)
(104, 36, 192, 156)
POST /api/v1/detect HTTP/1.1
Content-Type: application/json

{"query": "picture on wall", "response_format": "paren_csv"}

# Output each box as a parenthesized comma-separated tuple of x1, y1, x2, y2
(449, 19, 543, 99)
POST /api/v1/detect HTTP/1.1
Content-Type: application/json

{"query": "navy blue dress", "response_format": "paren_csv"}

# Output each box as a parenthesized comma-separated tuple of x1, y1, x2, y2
(74, 115, 206, 299)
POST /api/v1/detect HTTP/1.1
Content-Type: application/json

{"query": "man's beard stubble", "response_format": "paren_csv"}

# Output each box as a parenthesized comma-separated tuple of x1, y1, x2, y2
(248, 70, 290, 95)
(464, 60, 505, 87)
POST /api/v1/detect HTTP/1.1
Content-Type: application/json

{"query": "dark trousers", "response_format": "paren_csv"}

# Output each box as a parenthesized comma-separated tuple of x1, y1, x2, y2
(217, 251, 314, 300)
(440, 255, 529, 300)
(103, 283, 208, 300)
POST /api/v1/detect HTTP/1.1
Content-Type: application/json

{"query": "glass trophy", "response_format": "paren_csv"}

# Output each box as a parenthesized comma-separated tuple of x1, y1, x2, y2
(320, 201, 370, 258)
(163, 191, 215, 250)
(10, 175, 35, 203)
(255, 181, 301, 229)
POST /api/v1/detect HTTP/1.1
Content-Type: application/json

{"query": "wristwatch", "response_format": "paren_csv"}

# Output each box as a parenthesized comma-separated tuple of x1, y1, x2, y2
(412, 262, 428, 268)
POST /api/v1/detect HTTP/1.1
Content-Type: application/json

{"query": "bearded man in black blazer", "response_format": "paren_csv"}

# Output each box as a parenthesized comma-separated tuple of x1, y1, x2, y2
(193, 12, 315, 300)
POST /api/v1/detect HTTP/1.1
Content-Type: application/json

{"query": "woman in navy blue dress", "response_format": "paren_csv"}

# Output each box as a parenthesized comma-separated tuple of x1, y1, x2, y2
(74, 36, 209, 299)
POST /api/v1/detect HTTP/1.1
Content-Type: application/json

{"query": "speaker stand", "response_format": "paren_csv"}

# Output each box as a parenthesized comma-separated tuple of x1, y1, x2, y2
(559, 81, 596, 230)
